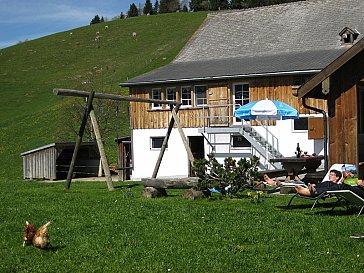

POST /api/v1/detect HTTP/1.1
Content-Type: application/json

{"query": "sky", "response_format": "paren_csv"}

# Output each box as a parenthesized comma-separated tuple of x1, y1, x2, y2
(0, 0, 139, 49)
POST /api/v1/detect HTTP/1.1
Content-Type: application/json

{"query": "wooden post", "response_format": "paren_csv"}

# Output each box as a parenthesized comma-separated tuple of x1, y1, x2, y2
(171, 107, 195, 164)
(89, 108, 114, 191)
(152, 104, 181, 178)
(65, 91, 95, 190)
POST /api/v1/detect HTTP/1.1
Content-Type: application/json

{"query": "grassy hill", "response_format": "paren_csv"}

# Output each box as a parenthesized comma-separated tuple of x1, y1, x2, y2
(0, 12, 207, 180)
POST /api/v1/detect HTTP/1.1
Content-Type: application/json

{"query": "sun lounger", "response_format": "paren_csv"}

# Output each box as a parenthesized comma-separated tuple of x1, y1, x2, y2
(287, 191, 329, 210)
(287, 163, 356, 208)
(326, 190, 364, 217)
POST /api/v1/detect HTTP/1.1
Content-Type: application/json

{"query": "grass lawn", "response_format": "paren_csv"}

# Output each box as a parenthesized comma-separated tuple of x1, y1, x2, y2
(1, 178, 363, 272)
(1, 11, 363, 273)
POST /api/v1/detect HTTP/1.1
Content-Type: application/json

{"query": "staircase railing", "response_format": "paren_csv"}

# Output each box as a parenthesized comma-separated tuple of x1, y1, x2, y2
(199, 104, 282, 167)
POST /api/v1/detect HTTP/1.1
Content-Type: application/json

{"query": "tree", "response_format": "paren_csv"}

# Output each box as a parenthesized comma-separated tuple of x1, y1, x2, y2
(218, 0, 229, 10)
(159, 0, 168, 13)
(154, 0, 160, 14)
(189, 0, 203, 11)
(182, 4, 188, 12)
(168, 0, 180, 12)
(230, 0, 243, 9)
(120, 12, 125, 19)
(144, 0, 154, 15)
(160, 0, 180, 13)
(127, 3, 139, 17)
(90, 15, 101, 25)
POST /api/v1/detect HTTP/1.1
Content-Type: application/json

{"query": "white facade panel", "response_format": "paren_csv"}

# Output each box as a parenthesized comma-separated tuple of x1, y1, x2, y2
(131, 119, 324, 180)
(131, 128, 201, 180)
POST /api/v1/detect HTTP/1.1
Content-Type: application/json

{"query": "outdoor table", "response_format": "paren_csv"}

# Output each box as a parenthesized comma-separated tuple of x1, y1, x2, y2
(270, 155, 324, 180)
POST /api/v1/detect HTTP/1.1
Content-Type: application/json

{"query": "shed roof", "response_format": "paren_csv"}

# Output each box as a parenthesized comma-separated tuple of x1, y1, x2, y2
(20, 142, 97, 156)
(122, 0, 364, 86)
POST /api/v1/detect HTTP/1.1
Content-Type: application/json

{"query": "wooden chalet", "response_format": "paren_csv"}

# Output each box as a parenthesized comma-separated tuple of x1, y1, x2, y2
(121, 0, 364, 180)
(296, 36, 364, 177)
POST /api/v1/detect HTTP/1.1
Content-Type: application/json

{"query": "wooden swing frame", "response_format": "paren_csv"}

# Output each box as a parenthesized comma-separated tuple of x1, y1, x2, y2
(53, 88, 195, 191)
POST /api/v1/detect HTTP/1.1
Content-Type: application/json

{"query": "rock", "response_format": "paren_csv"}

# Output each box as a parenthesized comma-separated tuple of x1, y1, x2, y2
(142, 187, 166, 198)
(182, 188, 209, 200)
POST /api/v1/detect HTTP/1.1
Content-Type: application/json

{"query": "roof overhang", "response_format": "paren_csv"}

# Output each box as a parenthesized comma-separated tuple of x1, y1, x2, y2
(296, 37, 364, 99)
(120, 49, 345, 88)
(121, 69, 320, 87)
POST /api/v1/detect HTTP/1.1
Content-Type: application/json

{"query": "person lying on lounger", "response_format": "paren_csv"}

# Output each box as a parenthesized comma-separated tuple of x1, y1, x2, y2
(263, 174, 305, 187)
(295, 169, 364, 198)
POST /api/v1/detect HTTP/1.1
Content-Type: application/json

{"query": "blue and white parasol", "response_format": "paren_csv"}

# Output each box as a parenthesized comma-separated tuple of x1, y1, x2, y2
(234, 99, 299, 120)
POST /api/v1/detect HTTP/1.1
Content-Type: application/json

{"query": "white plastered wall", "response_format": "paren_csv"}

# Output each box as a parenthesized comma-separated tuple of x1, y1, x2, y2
(131, 117, 325, 180)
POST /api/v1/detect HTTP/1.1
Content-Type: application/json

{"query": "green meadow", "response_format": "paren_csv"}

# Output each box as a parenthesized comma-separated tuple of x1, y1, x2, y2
(1, 12, 363, 272)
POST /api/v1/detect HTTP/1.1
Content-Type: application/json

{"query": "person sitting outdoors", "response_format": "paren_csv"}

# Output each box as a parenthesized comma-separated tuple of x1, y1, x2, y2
(295, 169, 364, 198)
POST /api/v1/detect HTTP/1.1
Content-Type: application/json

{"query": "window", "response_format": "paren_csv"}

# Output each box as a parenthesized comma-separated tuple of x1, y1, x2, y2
(340, 27, 359, 44)
(195, 85, 207, 106)
(151, 88, 162, 109)
(151, 137, 166, 149)
(293, 117, 308, 131)
(181, 86, 192, 106)
(166, 87, 177, 101)
(233, 83, 249, 123)
(231, 135, 251, 148)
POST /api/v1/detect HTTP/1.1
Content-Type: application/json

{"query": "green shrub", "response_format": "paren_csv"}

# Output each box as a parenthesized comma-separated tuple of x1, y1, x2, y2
(192, 153, 259, 197)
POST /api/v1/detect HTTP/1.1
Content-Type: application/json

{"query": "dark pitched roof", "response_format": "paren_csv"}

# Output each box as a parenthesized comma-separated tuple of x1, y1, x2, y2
(122, 0, 364, 86)
(296, 36, 364, 98)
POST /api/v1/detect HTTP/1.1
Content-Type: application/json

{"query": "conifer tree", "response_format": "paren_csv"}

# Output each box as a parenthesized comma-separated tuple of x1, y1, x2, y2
(90, 15, 101, 25)
(128, 3, 139, 17)
(189, 0, 203, 11)
(154, 0, 160, 14)
(159, 0, 168, 13)
(144, 0, 153, 15)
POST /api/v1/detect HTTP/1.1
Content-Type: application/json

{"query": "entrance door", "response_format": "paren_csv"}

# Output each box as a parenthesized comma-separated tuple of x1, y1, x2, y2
(117, 138, 132, 181)
(188, 136, 205, 176)
(208, 86, 229, 126)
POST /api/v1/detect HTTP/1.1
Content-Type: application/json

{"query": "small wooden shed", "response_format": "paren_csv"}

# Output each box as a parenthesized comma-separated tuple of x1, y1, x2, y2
(21, 142, 100, 180)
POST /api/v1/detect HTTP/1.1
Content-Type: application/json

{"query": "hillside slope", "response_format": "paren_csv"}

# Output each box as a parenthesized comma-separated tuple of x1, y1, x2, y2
(0, 12, 207, 180)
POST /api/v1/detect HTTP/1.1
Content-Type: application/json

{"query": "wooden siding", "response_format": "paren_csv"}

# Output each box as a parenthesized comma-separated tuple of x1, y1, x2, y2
(23, 147, 57, 180)
(328, 85, 357, 166)
(129, 76, 327, 129)
(21, 143, 100, 180)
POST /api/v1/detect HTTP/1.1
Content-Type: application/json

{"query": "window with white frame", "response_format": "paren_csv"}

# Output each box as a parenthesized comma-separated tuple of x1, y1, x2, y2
(233, 83, 249, 123)
(151, 88, 162, 109)
(181, 86, 192, 106)
(150, 137, 166, 149)
(166, 87, 177, 101)
(195, 85, 207, 106)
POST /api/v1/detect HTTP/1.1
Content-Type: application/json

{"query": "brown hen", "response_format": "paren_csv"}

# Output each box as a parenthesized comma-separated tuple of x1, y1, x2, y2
(23, 221, 51, 249)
